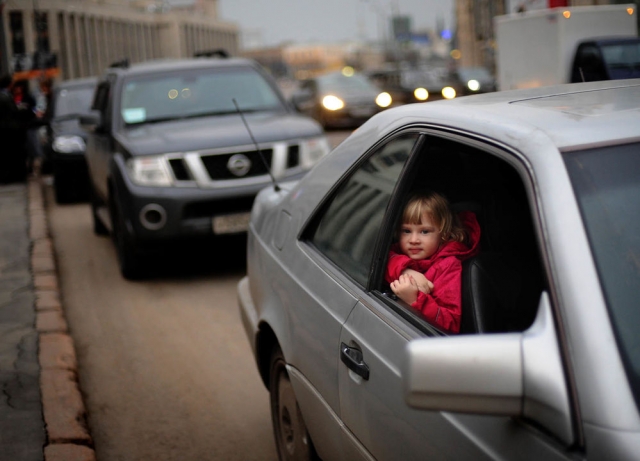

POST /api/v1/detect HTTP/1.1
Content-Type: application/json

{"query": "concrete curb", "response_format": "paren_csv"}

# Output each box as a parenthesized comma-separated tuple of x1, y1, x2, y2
(27, 177, 96, 461)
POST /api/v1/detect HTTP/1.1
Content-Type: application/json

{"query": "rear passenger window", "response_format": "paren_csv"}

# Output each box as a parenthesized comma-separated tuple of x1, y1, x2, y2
(376, 135, 547, 334)
(309, 134, 418, 286)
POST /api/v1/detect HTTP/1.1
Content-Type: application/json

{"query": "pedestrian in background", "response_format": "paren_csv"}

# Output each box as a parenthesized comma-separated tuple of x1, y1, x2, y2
(12, 79, 41, 174)
(0, 74, 27, 183)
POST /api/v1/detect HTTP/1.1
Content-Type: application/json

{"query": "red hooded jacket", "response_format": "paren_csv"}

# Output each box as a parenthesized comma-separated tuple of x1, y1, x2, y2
(385, 211, 481, 333)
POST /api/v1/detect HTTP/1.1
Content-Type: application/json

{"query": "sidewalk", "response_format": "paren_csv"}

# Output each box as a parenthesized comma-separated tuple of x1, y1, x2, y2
(0, 175, 95, 461)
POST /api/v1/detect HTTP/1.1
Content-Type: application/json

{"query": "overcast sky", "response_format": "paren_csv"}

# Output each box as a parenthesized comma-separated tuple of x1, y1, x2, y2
(217, 0, 455, 49)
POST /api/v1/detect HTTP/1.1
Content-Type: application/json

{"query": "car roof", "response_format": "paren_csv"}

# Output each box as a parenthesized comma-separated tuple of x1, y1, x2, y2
(106, 57, 259, 77)
(56, 76, 98, 89)
(367, 79, 640, 151)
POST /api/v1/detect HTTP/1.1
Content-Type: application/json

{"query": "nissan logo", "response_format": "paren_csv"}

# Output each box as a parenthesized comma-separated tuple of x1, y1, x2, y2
(227, 154, 252, 177)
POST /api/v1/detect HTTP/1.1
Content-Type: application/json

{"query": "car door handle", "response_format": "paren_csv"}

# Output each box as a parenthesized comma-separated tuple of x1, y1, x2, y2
(340, 342, 370, 380)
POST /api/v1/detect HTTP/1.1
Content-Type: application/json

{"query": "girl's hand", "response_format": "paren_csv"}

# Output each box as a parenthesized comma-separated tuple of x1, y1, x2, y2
(390, 274, 419, 305)
(401, 268, 434, 294)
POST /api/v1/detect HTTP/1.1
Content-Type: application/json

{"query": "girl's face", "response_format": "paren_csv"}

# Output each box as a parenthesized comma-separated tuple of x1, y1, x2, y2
(399, 211, 442, 260)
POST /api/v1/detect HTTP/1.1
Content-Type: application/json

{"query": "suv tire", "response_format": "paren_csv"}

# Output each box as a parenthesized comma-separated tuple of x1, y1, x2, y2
(110, 197, 144, 279)
(90, 185, 109, 236)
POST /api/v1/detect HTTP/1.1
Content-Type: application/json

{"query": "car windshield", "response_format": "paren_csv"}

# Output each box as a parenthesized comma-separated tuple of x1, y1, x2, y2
(317, 73, 377, 94)
(54, 85, 95, 118)
(120, 66, 285, 125)
(564, 142, 640, 408)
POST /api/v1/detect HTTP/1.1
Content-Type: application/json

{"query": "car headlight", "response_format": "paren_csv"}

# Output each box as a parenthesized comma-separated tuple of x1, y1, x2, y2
(375, 92, 392, 108)
(126, 155, 173, 187)
(300, 136, 331, 169)
(322, 95, 344, 111)
(467, 79, 481, 91)
(52, 135, 86, 153)
(442, 87, 457, 99)
(414, 88, 429, 101)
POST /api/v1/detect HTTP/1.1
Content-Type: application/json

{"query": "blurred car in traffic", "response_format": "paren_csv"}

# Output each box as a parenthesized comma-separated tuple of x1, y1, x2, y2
(41, 76, 97, 203)
(290, 69, 392, 129)
(82, 54, 331, 279)
(238, 79, 640, 460)
(450, 66, 497, 95)
(367, 65, 459, 104)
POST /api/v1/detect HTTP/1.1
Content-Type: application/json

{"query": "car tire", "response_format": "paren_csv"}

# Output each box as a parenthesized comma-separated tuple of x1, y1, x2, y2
(110, 197, 144, 280)
(269, 346, 317, 461)
(90, 185, 109, 236)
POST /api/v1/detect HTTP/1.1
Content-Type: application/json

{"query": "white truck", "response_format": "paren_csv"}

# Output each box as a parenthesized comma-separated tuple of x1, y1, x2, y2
(495, 4, 639, 90)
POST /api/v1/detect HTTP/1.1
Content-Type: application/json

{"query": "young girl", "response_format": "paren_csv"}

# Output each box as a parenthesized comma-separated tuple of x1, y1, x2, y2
(385, 191, 481, 333)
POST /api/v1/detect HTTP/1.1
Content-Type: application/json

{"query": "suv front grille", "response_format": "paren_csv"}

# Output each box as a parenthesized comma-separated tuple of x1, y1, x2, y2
(168, 158, 191, 180)
(165, 142, 302, 187)
(200, 149, 273, 180)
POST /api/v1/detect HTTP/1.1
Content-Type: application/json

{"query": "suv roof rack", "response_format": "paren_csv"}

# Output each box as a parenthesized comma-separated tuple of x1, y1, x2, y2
(109, 58, 130, 69)
(193, 49, 230, 59)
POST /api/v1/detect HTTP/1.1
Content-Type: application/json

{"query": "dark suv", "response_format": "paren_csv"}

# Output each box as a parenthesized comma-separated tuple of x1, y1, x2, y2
(82, 55, 330, 279)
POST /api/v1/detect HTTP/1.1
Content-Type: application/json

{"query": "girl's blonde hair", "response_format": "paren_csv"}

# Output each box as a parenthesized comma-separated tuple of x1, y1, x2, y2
(401, 191, 467, 243)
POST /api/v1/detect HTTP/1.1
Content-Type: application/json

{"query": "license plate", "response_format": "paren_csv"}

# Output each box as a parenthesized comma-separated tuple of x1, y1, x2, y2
(212, 212, 251, 234)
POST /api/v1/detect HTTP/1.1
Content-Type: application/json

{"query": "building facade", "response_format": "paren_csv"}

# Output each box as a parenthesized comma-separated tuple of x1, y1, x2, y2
(0, 0, 239, 81)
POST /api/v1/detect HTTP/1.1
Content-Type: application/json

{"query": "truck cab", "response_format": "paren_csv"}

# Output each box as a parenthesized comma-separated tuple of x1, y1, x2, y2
(571, 37, 640, 82)
(495, 5, 638, 91)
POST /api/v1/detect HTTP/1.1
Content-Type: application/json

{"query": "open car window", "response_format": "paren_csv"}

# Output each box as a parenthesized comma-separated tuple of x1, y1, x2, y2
(369, 133, 547, 335)
(306, 129, 547, 336)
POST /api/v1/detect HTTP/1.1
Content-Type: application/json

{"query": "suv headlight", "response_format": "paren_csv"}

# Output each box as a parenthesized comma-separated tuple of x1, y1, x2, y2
(52, 135, 86, 153)
(126, 155, 173, 187)
(300, 136, 331, 169)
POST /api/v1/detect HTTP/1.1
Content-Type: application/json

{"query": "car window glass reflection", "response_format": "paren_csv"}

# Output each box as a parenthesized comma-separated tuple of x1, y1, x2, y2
(55, 87, 95, 117)
(311, 134, 418, 286)
(120, 68, 284, 125)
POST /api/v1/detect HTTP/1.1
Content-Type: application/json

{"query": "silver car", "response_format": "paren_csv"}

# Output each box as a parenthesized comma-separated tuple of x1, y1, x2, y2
(238, 79, 640, 460)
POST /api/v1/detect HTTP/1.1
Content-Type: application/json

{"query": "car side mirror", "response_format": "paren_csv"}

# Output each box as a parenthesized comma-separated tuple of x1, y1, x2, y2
(290, 89, 312, 110)
(79, 110, 102, 132)
(403, 292, 573, 445)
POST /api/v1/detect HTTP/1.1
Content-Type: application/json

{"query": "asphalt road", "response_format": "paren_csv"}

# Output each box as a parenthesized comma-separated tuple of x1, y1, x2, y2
(45, 130, 351, 461)
(46, 188, 276, 460)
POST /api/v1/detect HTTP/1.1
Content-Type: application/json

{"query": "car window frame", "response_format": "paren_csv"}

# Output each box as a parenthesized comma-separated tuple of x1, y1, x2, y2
(369, 127, 558, 331)
(371, 128, 547, 311)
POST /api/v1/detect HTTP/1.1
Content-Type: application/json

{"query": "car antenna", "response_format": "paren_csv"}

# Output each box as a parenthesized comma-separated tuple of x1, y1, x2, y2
(232, 98, 280, 192)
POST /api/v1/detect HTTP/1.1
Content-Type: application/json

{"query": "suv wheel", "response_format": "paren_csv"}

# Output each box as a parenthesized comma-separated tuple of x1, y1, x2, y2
(269, 346, 316, 461)
(110, 198, 143, 279)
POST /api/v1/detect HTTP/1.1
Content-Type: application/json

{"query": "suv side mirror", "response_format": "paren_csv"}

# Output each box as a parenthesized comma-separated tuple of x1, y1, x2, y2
(79, 110, 102, 132)
(403, 293, 573, 445)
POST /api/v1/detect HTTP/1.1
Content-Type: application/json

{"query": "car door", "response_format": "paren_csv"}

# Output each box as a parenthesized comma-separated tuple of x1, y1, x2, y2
(85, 78, 115, 200)
(300, 132, 421, 459)
(337, 131, 579, 460)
